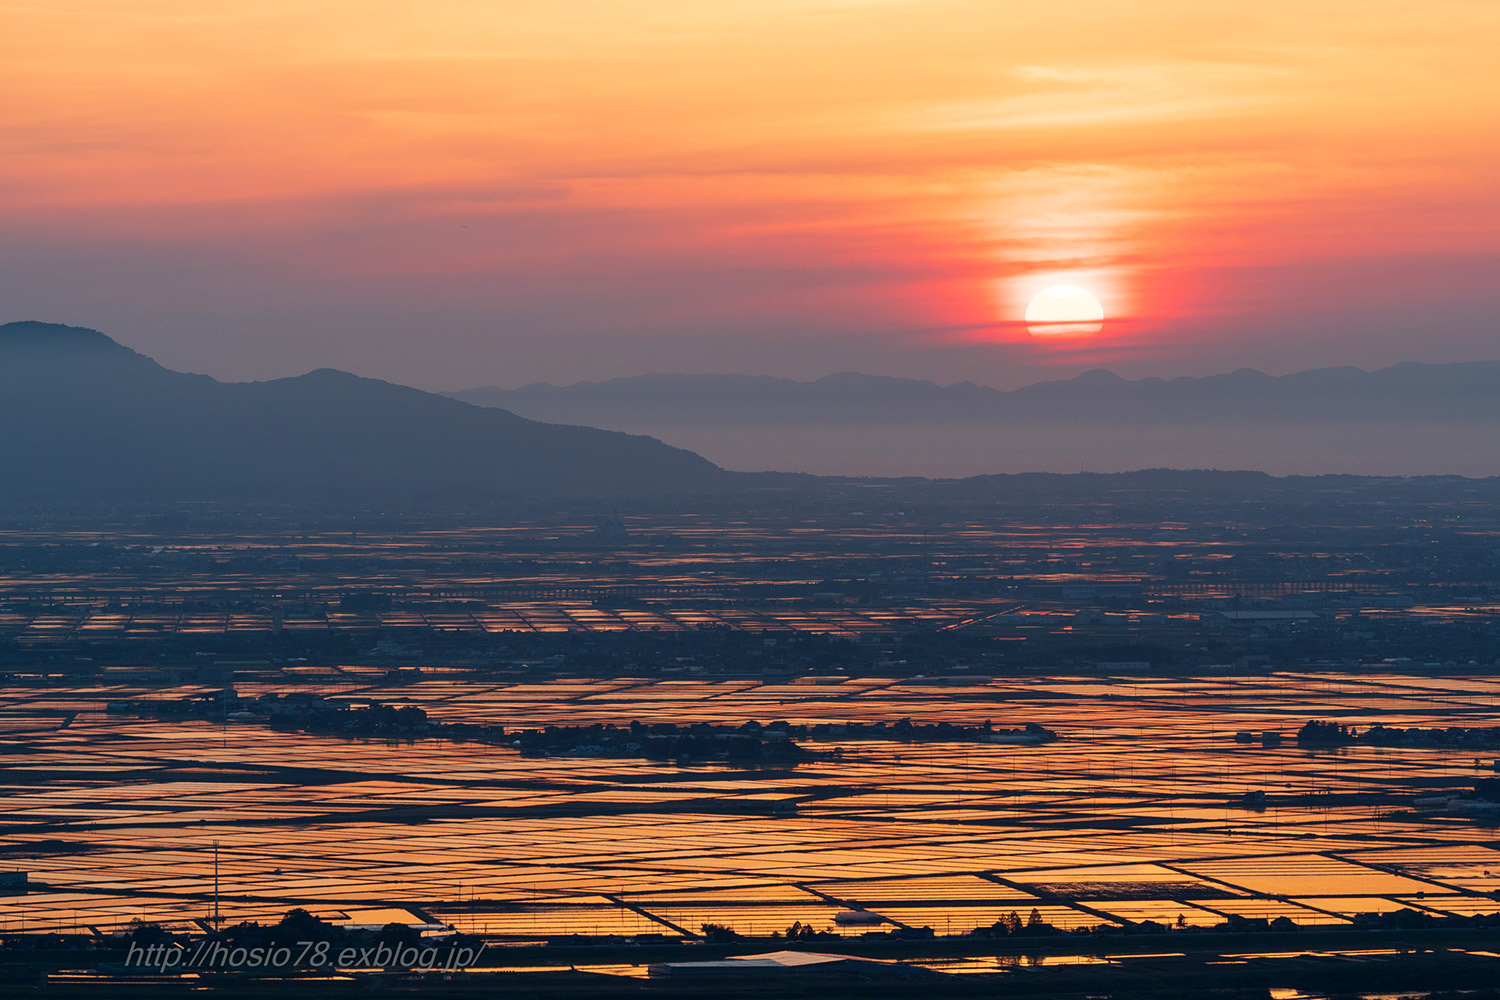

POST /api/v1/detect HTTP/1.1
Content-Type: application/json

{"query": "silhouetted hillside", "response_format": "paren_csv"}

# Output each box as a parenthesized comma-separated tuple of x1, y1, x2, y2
(0, 322, 723, 501)
(451, 365, 1500, 477)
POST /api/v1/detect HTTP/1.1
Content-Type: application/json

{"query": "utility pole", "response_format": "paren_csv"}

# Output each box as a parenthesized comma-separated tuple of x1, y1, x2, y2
(213, 840, 220, 927)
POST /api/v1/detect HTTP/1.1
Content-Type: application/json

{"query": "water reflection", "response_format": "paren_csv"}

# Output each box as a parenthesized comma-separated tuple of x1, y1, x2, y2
(3, 673, 1500, 940)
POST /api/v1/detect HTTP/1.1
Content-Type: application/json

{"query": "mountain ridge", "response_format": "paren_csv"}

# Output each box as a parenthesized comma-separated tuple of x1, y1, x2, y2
(8, 320, 1498, 487)
(0, 321, 723, 501)
(448, 362, 1500, 478)
(462, 359, 1500, 407)
(450, 359, 1500, 422)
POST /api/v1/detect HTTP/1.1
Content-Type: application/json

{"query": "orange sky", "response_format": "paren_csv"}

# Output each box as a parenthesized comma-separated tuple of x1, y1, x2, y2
(3, 0, 1498, 387)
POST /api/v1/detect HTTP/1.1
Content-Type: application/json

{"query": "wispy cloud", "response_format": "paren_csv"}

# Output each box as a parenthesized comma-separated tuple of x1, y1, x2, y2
(919, 61, 1286, 132)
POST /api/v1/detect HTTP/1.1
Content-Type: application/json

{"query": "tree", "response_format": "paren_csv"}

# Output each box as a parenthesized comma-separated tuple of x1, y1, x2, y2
(126, 918, 171, 945)
(377, 921, 419, 948)
(271, 908, 340, 945)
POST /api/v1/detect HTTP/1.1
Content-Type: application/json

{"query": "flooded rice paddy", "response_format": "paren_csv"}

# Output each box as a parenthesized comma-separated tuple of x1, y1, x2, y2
(3, 672, 1500, 939)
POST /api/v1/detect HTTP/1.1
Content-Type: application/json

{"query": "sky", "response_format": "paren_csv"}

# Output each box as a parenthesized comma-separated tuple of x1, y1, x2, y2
(3, 0, 1498, 390)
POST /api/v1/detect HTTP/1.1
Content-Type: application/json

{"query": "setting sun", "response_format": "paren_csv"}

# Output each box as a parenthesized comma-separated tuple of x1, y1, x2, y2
(1025, 285, 1104, 338)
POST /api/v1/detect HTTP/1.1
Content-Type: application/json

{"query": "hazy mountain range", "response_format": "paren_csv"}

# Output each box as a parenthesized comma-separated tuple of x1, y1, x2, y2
(0, 322, 721, 501)
(5, 319, 1498, 503)
(452, 365, 1500, 478)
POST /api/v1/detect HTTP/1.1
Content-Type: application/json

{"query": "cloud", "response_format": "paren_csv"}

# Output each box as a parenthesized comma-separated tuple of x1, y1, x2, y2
(920, 62, 1286, 132)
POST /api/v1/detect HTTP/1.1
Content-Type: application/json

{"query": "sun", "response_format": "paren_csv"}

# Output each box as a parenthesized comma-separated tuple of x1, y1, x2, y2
(1025, 285, 1104, 338)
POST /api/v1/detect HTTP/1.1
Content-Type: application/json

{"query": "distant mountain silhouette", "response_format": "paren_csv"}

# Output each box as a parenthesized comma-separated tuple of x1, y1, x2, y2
(451, 364, 1500, 477)
(454, 364, 1500, 424)
(0, 322, 722, 501)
